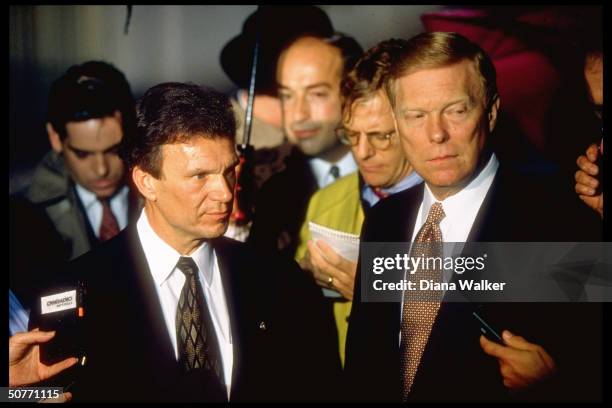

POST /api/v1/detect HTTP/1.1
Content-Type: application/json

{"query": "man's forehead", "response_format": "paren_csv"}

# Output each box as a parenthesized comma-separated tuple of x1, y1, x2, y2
(277, 37, 342, 85)
(161, 137, 236, 163)
(64, 116, 123, 148)
(346, 94, 394, 127)
(395, 61, 484, 105)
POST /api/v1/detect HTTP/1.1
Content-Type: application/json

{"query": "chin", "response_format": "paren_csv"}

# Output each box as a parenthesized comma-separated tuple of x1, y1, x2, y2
(203, 223, 229, 239)
(297, 142, 323, 156)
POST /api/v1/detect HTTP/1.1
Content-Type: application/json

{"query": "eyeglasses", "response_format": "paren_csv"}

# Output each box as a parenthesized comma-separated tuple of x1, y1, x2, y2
(335, 128, 396, 150)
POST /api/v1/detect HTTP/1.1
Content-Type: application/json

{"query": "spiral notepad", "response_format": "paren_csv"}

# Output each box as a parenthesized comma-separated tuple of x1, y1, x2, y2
(308, 222, 360, 298)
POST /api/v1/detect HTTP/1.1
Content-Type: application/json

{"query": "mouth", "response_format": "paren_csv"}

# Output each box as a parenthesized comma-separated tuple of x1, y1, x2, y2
(293, 128, 320, 139)
(428, 154, 457, 164)
(360, 164, 383, 173)
(91, 180, 116, 189)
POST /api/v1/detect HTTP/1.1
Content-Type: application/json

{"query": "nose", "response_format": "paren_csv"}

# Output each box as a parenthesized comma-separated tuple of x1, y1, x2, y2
(94, 154, 109, 177)
(210, 174, 234, 204)
(427, 114, 449, 144)
(354, 133, 374, 161)
(292, 94, 310, 124)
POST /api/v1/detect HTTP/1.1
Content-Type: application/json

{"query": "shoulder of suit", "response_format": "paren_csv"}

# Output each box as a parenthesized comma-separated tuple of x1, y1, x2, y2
(65, 229, 132, 280)
(25, 151, 71, 205)
(371, 182, 422, 216)
(258, 147, 315, 196)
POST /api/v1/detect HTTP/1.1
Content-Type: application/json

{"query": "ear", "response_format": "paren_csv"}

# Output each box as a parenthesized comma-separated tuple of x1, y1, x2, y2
(487, 95, 501, 133)
(47, 123, 64, 153)
(132, 165, 158, 202)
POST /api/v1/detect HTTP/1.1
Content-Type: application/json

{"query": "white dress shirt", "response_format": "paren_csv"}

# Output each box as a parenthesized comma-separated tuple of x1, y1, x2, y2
(309, 151, 357, 189)
(136, 210, 233, 397)
(411, 153, 499, 243)
(399, 154, 499, 328)
(75, 184, 129, 237)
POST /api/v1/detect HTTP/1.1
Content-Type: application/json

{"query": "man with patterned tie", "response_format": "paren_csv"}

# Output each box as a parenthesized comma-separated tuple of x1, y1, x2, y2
(24, 61, 140, 260)
(31, 82, 340, 402)
(294, 39, 422, 367)
(345, 32, 602, 401)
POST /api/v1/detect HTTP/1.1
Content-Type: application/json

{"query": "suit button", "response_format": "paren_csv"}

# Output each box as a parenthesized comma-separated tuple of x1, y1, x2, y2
(259, 321, 267, 330)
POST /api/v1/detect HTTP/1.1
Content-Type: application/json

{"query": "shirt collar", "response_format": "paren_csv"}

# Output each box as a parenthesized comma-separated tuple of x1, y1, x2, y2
(74, 183, 98, 209)
(75, 183, 129, 208)
(422, 153, 499, 226)
(362, 171, 423, 207)
(309, 151, 357, 188)
(136, 209, 214, 288)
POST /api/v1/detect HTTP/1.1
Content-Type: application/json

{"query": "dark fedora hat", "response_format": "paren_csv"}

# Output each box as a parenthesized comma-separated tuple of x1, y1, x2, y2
(220, 5, 334, 95)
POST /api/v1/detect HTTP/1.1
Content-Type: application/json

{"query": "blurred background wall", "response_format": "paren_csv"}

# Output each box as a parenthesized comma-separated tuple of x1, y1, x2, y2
(9, 5, 602, 193)
(9, 5, 442, 192)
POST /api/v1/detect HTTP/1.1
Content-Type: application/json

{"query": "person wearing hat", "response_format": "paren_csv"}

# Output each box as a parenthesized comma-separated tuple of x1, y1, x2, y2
(220, 5, 337, 180)
(247, 25, 364, 259)
(220, 6, 341, 243)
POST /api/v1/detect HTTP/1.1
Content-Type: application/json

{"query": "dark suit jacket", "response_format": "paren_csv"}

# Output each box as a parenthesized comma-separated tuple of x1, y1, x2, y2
(249, 145, 318, 258)
(32, 226, 341, 402)
(344, 165, 603, 402)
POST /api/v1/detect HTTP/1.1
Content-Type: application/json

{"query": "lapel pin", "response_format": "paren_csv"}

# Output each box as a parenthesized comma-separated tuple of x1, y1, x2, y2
(258, 321, 267, 331)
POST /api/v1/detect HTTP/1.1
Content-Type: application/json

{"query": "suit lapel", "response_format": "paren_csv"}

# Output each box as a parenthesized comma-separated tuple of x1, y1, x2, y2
(210, 238, 243, 398)
(466, 168, 501, 242)
(123, 227, 179, 381)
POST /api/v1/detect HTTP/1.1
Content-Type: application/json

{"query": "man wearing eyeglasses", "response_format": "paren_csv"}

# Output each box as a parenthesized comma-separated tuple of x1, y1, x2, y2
(295, 39, 422, 365)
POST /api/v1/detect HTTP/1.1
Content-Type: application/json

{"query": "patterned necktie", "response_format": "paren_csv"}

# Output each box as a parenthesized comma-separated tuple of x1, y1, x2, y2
(329, 165, 340, 180)
(99, 198, 120, 242)
(400, 202, 446, 399)
(175, 257, 223, 383)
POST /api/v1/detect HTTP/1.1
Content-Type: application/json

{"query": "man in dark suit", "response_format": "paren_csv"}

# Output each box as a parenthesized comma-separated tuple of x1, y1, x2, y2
(344, 32, 602, 402)
(11, 61, 141, 333)
(31, 83, 340, 402)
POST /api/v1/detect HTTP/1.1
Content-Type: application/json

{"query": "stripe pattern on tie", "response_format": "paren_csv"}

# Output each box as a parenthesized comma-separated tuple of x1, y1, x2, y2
(99, 198, 120, 242)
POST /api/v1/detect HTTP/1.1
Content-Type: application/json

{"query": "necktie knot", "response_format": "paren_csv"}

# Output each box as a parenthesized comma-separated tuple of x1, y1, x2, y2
(425, 202, 445, 225)
(176, 257, 198, 277)
(373, 187, 389, 200)
(329, 165, 340, 180)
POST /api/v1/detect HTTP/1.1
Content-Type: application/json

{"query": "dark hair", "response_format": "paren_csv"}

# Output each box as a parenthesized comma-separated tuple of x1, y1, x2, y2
(341, 38, 408, 123)
(120, 82, 236, 178)
(47, 60, 135, 139)
(324, 32, 364, 79)
(385, 32, 498, 109)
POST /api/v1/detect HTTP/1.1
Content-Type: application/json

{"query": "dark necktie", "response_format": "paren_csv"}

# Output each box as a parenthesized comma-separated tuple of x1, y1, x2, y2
(373, 187, 389, 200)
(175, 256, 224, 384)
(329, 165, 340, 180)
(99, 198, 120, 242)
(400, 202, 446, 399)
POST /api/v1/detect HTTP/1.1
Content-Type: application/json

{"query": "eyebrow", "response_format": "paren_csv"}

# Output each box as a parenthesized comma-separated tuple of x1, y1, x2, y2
(344, 126, 395, 136)
(278, 82, 333, 92)
(400, 98, 470, 114)
(190, 159, 240, 175)
(66, 142, 121, 154)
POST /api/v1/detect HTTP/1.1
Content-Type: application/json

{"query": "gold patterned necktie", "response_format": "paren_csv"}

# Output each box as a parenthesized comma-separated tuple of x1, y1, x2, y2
(175, 256, 223, 383)
(400, 202, 446, 399)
